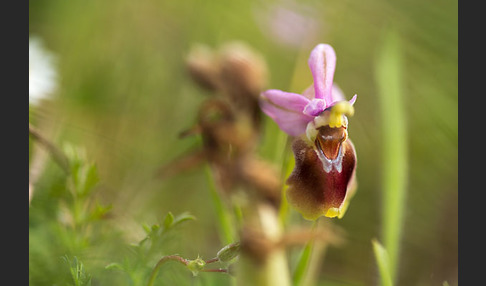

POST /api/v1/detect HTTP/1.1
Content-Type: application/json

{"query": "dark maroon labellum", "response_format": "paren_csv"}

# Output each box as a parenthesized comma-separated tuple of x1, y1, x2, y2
(286, 127, 357, 220)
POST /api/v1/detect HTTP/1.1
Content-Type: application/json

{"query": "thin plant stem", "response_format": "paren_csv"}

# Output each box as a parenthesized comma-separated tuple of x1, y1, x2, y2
(147, 255, 189, 286)
(201, 268, 229, 273)
(204, 257, 219, 264)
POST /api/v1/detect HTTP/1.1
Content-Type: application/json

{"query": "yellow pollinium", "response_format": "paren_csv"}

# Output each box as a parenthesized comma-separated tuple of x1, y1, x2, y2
(328, 101, 355, 128)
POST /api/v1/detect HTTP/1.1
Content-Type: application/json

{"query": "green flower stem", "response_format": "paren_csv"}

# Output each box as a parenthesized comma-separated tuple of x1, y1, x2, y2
(204, 257, 219, 264)
(375, 28, 408, 283)
(147, 255, 189, 286)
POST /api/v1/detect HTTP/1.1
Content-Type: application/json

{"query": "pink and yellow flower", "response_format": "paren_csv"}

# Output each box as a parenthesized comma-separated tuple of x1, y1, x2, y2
(260, 44, 358, 220)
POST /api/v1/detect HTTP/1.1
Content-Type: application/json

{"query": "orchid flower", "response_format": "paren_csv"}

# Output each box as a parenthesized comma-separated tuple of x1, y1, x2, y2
(260, 44, 358, 220)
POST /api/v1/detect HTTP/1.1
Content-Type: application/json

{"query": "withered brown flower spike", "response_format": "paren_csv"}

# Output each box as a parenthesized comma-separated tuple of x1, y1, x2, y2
(158, 42, 281, 207)
(260, 44, 358, 220)
(186, 42, 267, 132)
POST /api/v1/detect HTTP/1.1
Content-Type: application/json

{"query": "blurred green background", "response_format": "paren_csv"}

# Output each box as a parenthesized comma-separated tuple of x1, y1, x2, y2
(29, 0, 457, 285)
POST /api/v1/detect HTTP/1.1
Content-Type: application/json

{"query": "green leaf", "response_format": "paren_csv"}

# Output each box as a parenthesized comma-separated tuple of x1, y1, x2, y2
(204, 164, 235, 245)
(105, 262, 125, 271)
(372, 239, 394, 286)
(80, 163, 100, 197)
(87, 201, 112, 221)
(375, 27, 408, 281)
(172, 212, 196, 227)
(142, 223, 151, 234)
(151, 224, 160, 232)
(292, 220, 318, 286)
(292, 238, 314, 286)
(147, 224, 160, 241)
(163, 211, 175, 229)
(62, 255, 92, 286)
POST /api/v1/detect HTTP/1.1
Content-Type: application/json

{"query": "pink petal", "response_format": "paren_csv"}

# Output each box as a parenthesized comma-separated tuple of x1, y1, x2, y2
(308, 44, 336, 102)
(303, 98, 326, 116)
(260, 89, 314, 136)
(261, 89, 310, 110)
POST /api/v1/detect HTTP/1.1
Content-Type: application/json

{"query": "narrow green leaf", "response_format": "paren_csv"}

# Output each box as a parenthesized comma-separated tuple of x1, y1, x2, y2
(87, 201, 112, 221)
(63, 255, 92, 286)
(292, 240, 314, 286)
(292, 221, 317, 286)
(278, 152, 294, 225)
(151, 224, 160, 233)
(372, 239, 394, 286)
(172, 212, 196, 227)
(375, 27, 408, 282)
(163, 212, 175, 229)
(204, 164, 235, 245)
(80, 163, 99, 197)
(142, 223, 151, 234)
(105, 263, 125, 271)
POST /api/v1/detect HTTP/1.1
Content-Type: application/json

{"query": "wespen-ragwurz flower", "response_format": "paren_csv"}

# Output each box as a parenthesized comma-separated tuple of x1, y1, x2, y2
(260, 44, 357, 220)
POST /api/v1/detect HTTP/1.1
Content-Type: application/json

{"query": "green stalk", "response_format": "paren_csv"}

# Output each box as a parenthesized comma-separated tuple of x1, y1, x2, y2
(147, 255, 189, 286)
(375, 27, 408, 283)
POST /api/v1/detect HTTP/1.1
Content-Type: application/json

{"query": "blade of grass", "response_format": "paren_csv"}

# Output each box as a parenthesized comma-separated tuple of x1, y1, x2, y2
(372, 239, 394, 286)
(292, 220, 318, 286)
(204, 164, 235, 245)
(375, 27, 408, 283)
